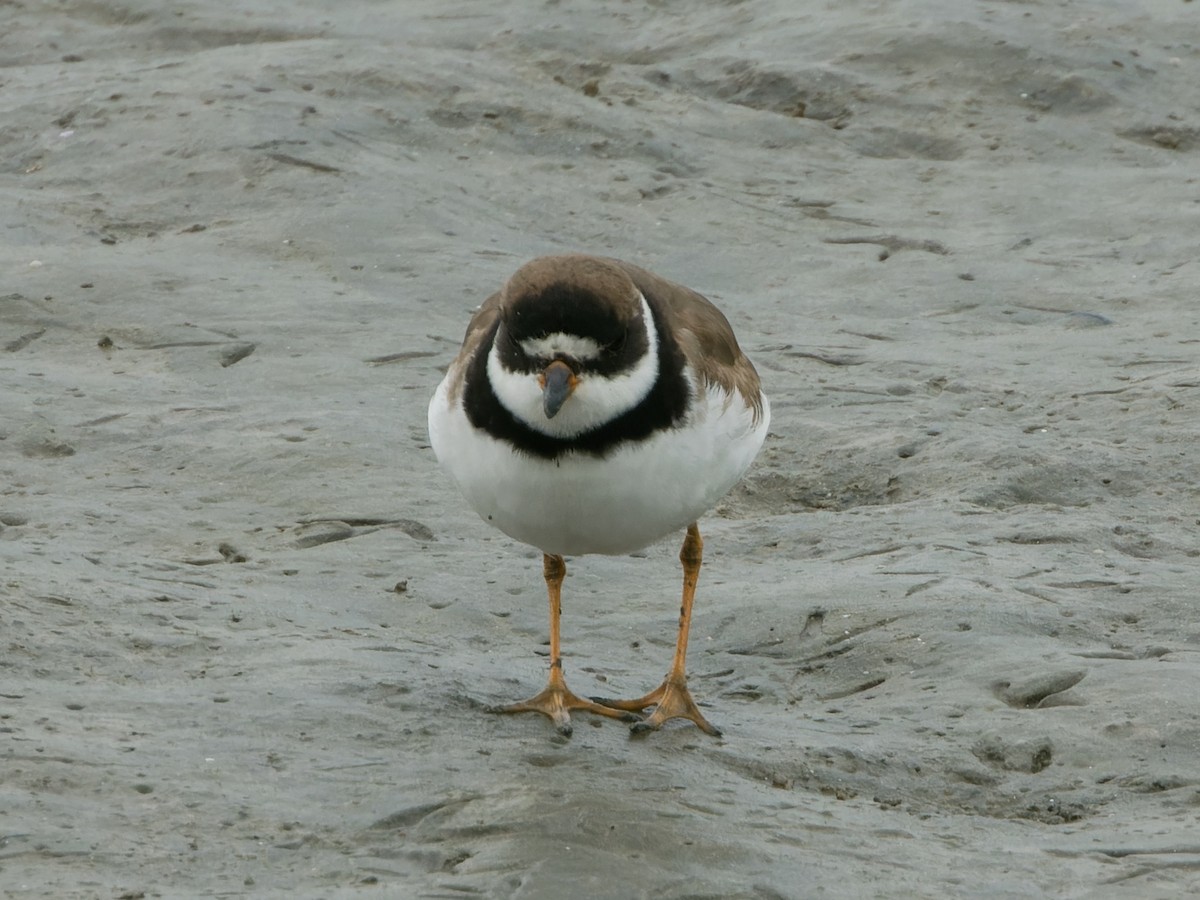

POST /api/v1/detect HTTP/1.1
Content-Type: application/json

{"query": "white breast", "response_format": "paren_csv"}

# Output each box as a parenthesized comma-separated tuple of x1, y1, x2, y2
(428, 377, 769, 556)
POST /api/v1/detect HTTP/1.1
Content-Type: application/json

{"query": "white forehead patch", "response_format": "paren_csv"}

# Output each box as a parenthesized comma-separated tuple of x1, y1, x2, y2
(520, 333, 603, 361)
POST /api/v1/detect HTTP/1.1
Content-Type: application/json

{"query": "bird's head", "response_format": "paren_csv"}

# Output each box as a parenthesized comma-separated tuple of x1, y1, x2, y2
(487, 256, 659, 437)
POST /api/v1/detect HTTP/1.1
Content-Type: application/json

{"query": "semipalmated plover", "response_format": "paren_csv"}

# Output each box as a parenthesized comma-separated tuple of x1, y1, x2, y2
(428, 254, 769, 737)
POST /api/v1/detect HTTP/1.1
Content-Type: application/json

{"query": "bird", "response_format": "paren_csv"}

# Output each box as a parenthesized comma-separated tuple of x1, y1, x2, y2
(428, 254, 769, 737)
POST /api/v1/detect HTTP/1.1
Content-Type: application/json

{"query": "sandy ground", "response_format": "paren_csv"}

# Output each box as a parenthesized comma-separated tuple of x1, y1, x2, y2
(3, 0, 1200, 897)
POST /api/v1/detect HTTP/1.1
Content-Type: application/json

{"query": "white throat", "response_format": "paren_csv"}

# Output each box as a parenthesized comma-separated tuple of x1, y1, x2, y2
(487, 293, 661, 439)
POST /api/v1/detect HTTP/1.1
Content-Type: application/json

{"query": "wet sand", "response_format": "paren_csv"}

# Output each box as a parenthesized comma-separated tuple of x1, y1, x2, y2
(3, 1, 1199, 896)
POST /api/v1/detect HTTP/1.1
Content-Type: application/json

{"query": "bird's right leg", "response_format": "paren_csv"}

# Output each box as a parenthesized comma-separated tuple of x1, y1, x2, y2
(492, 553, 640, 737)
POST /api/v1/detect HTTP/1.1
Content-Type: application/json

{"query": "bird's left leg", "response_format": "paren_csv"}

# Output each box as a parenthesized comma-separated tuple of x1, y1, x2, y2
(593, 523, 722, 737)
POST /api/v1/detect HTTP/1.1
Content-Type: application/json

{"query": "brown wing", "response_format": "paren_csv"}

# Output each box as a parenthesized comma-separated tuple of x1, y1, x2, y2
(611, 259, 766, 423)
(443, 289, 502, 406)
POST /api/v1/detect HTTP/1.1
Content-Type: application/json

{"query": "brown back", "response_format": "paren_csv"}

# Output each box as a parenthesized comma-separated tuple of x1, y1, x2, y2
(610, 258, 766, 423)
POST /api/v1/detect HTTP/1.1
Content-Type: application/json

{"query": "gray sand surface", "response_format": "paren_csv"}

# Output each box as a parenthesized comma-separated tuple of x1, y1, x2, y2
(3, 1, 1199, 897)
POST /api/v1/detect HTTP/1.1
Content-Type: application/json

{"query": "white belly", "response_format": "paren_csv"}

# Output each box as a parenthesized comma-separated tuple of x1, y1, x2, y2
(428, 381, 768, 556)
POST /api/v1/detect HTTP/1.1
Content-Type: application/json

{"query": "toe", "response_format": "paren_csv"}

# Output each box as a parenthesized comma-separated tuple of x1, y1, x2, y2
(629, 720, 658, 738)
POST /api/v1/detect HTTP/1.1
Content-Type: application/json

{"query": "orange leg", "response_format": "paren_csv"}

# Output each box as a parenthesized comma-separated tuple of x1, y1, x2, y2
(594, 523, 722, 737)
(492, 553, 640, 737)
